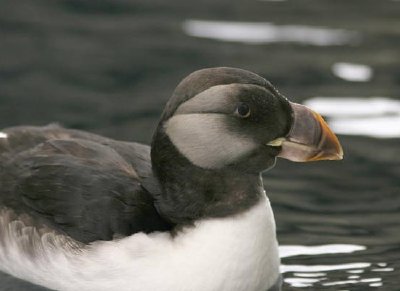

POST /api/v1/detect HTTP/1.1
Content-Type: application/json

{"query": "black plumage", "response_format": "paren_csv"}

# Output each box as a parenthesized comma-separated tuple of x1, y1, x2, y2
(0, 67, 346, 291)
(0, 67, 293, 243)
(0, 124, 170, 243)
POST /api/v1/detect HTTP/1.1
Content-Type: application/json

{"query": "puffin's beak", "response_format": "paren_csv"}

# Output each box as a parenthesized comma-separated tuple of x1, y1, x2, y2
(267, 102, 343, 162)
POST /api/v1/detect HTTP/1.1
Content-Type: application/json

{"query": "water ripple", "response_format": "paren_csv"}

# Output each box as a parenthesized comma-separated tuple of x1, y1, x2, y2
(304, 97, 400, 138)
(332, 62, 373, 82)
(280, 244, 396, 288)
(280, 244, 366, 258)
(281, 262, 371, 273)
(182, 20, 360, 46)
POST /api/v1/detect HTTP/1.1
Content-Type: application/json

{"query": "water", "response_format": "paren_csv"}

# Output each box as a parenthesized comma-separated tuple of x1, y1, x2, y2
(183, 20, 359, 45)
(1, 0, 399, 290)
(280, 244, 390, 288)
(331, 63, 373, 82)
(304, 97, 400, 138)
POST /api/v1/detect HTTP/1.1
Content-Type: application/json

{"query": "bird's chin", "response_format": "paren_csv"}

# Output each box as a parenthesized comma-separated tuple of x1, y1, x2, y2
(263, 157, 277, 172)
(255, 145, 279, 173)
(229, 145, 278, 174)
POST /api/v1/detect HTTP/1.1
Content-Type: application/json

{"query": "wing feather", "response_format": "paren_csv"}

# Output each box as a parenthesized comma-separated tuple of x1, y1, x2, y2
(0, 126, 170, 243)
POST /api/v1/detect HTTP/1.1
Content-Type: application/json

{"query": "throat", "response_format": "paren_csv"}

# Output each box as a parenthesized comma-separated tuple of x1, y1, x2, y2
(150, 130, 264, 225)
(153, 158, 263, 225)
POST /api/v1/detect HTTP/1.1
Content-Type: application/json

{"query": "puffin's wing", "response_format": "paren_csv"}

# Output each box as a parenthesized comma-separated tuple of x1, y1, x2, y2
(0, 126, 169, 243)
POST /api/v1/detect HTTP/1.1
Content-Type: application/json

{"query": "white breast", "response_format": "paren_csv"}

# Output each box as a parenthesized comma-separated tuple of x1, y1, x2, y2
(0, 194, 280, 291)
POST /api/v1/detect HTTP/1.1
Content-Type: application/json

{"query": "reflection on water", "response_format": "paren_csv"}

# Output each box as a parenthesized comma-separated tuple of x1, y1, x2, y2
(182, 20, 359, 46)
(304, 97, 400, 138)
(282, 262, 382, 288)
(322, 277, 382, 287)
(282, 262, 371, 273)
(280, 244, 394, 288)
(279, 244, 365, 258)
(284, 277, 320, 288)
(332, 62, 373, 82)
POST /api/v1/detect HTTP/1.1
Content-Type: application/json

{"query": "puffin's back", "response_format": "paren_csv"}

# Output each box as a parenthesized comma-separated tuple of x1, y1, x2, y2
(0, 124, 170, 243)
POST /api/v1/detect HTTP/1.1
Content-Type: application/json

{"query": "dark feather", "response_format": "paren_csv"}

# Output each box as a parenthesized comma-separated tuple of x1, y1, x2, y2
(0, 125, 171, 243)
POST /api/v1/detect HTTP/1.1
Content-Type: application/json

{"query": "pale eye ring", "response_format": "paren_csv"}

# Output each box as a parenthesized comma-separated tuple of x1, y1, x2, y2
(235, 102, 251, 118)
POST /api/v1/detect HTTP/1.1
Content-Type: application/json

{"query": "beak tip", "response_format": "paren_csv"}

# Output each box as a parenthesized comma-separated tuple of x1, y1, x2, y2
(336, 149, 344, 160)
(319, 140, 344, 161)
(333, 152, 344, 161)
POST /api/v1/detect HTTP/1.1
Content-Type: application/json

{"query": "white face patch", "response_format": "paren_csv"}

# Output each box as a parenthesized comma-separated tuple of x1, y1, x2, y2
(175, 84, 240, 115)
(0, 132, 8, 139)
(164, 113, 258, 169)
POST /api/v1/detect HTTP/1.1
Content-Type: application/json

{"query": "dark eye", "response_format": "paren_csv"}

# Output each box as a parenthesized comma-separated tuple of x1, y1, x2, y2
(235, 103, 251, 118)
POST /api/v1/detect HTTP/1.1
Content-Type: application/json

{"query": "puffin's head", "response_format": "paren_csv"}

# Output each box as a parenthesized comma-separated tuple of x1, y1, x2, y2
(153, 67, 343, 174)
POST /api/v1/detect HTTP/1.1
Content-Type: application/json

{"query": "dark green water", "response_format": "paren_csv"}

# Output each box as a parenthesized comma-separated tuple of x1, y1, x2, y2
(0, 0, 399, 290)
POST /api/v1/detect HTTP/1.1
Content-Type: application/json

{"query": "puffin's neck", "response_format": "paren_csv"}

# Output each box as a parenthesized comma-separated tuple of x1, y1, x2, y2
(151, 131, 264, 225)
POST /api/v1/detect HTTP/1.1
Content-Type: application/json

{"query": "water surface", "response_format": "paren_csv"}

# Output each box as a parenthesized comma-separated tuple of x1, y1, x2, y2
(0, 0, 399, 290)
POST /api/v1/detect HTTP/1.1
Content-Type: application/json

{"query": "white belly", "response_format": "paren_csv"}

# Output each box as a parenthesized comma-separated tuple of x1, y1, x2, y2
(0, 194, 280, 291)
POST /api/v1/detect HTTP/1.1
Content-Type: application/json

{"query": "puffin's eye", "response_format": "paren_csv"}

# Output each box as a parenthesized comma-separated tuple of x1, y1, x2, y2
(235, 103, 251, 118)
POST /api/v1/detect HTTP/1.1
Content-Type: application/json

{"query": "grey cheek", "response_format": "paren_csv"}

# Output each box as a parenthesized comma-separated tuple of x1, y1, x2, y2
(175, 84, 240, 115)
(165, 114, 257, 169)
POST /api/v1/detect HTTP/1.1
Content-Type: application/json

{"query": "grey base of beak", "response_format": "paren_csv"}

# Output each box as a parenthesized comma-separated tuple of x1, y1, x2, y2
(267, 102, 343, 162)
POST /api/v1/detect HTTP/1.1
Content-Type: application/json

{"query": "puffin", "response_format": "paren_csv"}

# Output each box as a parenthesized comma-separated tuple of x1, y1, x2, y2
(0, 67, 343, 291)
